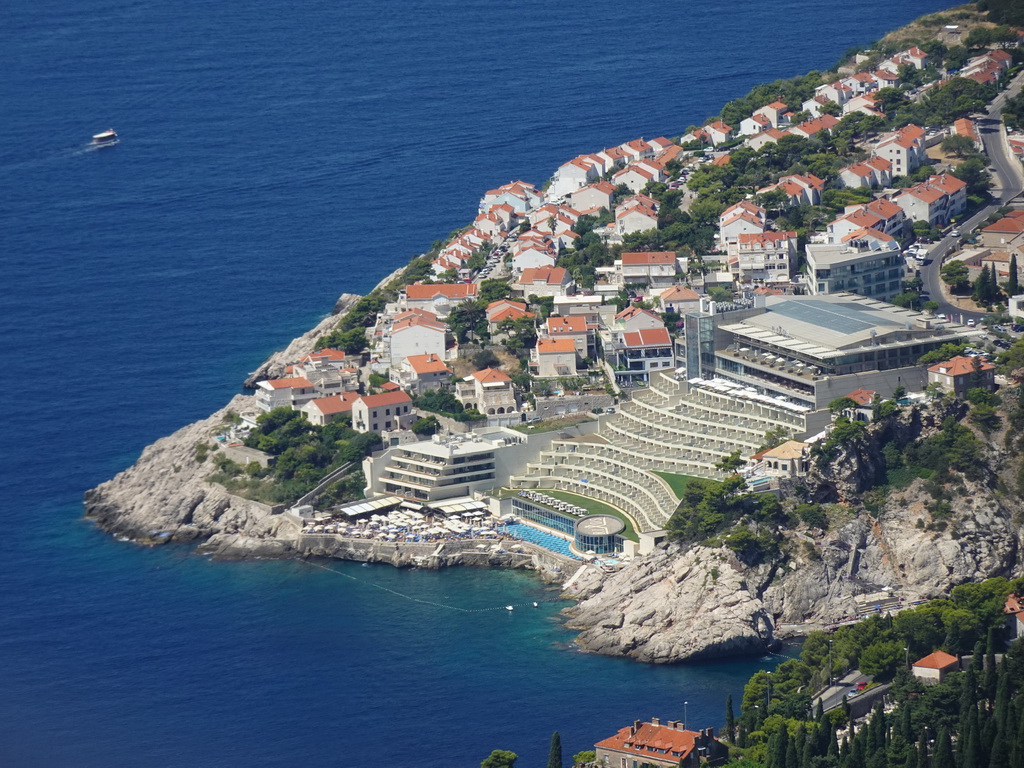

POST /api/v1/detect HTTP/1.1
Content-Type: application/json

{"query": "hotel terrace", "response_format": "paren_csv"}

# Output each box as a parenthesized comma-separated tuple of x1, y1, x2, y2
(684, 293, 983, 410)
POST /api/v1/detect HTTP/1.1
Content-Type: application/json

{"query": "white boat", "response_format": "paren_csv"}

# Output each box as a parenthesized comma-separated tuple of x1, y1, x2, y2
(505, 605, 514, 611)
(92, 128, 118, 144)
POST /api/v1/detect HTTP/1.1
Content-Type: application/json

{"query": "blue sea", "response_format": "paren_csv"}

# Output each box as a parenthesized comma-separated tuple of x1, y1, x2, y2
(1, 0, 945, 764)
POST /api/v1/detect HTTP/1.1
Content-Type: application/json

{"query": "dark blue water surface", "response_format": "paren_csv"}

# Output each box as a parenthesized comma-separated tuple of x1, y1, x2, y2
(1, 0, 944, 764)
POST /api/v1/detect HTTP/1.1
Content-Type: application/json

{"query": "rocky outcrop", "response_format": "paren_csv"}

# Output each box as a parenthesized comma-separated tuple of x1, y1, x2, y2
(564, 546, 775, 663)
(242, 293, 360, 387)
(561, 399, 1024, 662)
(84, 394, 292, 544)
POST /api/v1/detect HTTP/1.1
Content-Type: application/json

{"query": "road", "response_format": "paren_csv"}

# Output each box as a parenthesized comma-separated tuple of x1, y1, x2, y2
(919, 70, 1024, 323)
(812, 670, 873, 712)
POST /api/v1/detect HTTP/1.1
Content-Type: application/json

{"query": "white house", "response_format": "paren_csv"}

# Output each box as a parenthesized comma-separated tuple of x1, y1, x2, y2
(874, 124, 926, 177)
(456, 368, 519, 423)
(892, 174, 968, 227)
(618, 251, 678, 287)
(516, 266, 574, 298)
(533, 338, 579, 378)
(395, 352, 452, 395)
(658, 285, 701, 314)
(570, 181, 616, 213)
(729, 231, 797, 283)
(389, 311, 448, 369)
(255, 376, 317, 413)
(402, 283, 478, 316)
(301, 392, 360, 426)
(615, 203, 659, 235)
(351, 391, 415, 435)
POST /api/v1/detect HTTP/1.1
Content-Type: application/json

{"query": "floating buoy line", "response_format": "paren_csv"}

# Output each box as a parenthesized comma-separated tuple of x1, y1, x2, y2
(303, 558, 551, 613)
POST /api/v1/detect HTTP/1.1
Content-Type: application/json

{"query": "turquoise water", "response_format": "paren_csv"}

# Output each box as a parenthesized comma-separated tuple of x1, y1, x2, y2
(0, 0, 943, 764)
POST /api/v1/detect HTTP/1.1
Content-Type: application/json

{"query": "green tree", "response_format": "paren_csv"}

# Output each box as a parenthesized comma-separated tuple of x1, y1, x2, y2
(547, 732, 562, 768)
(481, 750, 518, 768)
(941, 133, 979, 159)
(940, 260, 971, 293)
(932, 727, 954, 768)
(726, 694, 737, 742)
(715, 449, 746, 474)
(1008, 253, 1020, 298)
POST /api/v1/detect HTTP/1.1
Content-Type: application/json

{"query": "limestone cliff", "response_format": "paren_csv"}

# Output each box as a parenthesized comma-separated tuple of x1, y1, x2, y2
(561, 398, 1024, 663)
(84, 394, 294, 544)
(242, 292, 360, 387)
(565, 545, 776, 663)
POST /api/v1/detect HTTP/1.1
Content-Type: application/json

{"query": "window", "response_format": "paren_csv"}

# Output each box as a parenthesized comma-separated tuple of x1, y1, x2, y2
(386, 408, 391, 415)
(372, 423, 378, 431)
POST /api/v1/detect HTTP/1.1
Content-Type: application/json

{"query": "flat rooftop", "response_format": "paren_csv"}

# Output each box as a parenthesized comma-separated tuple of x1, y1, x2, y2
(396, 429, 523, 459)
(718, 293, 980, 357)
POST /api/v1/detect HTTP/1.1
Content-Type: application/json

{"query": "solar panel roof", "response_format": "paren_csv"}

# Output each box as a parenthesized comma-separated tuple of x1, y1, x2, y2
(769, 299, 883, 336)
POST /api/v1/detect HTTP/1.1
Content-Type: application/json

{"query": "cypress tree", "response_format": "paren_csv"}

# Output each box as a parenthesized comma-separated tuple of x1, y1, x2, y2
(725, 695, 736, 743)
(785, 738, 799, 768)
(984, 633, 998, 702)
(933, 727, 955, 768)
(980, 717, 996, 767)
(962, 705, 981, 768)
(901, 706, 914, 743)
(916, 737, 930, 768)
(1012, 700, 1024, 768)
(771, 724, 789, 768)
(990, 263, 1000, 302)
(1009, 253, 1020, 297)
(971, 642, 985, 674)
(546, 731, 562, 768)
(961, 669, 979, 721)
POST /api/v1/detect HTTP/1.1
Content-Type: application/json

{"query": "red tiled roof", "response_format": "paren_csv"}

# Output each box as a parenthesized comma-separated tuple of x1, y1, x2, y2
(518, 266, 569, 285)
(536, 338, 577, 354)
(928, 356, 995, 376)
(845, 388, 877, 406)
(660, 285, 700, 302)
(913, 651, 959, 670)
(547, 315, 588, 334)
(623, 327, 672, 347)
(595, 723, 701, 762)
(263, 376, 313, 390)
(405, 282, 478, 300)
(357, 391, 413, 408)
(405, 353, 450, 375)
(306, 392, 359, 415)
(621, 251, 676, 266)
(470, 367, 511, 384)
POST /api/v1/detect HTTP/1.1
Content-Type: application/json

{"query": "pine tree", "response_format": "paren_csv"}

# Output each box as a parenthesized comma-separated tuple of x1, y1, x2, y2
(725, 694, 736, 743)
(933, 727, 955, 768)
(547, 731, 562, 768)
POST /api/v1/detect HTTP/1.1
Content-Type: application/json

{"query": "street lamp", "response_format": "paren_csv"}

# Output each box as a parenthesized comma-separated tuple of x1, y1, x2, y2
(766, 672, 772, 710)
(904, 645, 910, 669)
(684, 701, 688, 730)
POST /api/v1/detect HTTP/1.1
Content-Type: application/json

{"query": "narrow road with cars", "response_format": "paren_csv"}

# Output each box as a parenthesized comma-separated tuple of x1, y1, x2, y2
(919, 70, 1024, 325)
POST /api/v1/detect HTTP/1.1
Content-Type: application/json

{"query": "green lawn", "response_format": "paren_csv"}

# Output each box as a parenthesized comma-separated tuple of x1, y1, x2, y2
(651, 471, 704, 500)
(511, 415, 595, 434)
(541, 490, 639, 542)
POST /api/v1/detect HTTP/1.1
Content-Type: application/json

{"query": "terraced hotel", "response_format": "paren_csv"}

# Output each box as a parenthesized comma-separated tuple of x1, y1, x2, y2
(509, 370, 828, 534)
